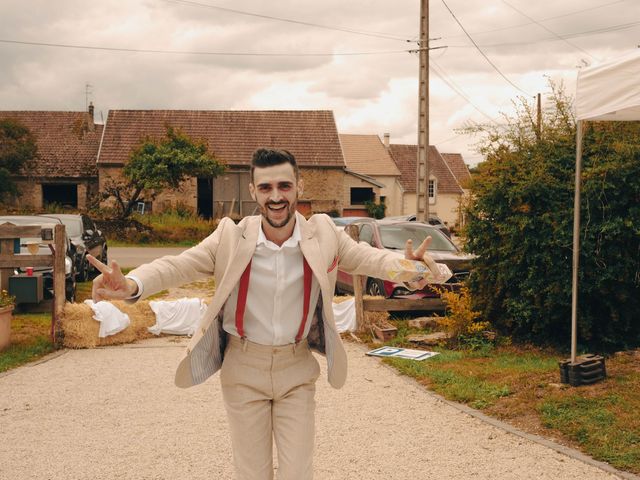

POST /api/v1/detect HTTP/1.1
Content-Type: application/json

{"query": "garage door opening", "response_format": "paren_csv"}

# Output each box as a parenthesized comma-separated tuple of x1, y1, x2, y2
(42, 184, 78, 208)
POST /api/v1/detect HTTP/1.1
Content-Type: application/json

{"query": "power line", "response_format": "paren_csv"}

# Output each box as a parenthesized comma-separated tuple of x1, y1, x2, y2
(439, 0, 629, 40)
(0, 38, 413, 57)
(446, 19, 640, 48)
(160, 0, 412, 42)
(430, 59, 499, 124)
(501, 0, 599, 61)
(440, 0, 532, 96)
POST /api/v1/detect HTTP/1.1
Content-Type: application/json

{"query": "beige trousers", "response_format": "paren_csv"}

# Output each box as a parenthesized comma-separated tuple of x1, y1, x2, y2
(220, 335, 321, 480)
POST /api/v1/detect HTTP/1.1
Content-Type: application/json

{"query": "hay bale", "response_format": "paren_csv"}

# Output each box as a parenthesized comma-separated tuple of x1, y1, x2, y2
(60, 300, 157, 349)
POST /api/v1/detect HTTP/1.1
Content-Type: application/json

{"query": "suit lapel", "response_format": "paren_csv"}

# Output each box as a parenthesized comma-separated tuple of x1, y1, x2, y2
(215, 216, 260, 303)
(297, 213, 330, 293)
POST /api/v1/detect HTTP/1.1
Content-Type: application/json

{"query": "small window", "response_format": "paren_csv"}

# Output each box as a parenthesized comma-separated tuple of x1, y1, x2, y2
(350, 187, 374, 205)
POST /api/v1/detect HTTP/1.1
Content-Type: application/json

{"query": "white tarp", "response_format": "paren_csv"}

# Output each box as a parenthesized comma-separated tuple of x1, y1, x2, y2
(576, 50, 640, 121)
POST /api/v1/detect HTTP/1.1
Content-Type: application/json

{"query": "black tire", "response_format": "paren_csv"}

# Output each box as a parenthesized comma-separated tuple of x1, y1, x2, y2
(77, 256, 89, 282)
(65, 278, 76, 303)
(366, 278, 386, 297)
(100, 247, 108, 266)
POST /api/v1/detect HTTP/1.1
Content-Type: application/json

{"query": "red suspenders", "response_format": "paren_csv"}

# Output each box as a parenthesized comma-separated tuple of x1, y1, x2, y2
(235, 257, 312, 343)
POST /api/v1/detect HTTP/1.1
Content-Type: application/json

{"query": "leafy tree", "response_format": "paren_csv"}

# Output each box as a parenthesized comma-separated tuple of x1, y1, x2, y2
(0, 119, 38, 201)
(463, 83, 640, 352)
(364, 200, 386, 219)
(104, 127, 225, 219)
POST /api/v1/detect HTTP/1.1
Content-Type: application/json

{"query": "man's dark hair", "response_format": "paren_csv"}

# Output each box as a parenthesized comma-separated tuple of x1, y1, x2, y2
(250, 148, 299, 181)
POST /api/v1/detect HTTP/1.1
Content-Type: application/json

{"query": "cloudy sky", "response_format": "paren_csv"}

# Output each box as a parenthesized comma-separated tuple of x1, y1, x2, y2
(0, 0, 638, 165)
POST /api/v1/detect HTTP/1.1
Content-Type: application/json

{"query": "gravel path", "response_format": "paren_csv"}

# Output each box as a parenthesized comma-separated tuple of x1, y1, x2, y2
(0, 337, 631, 480)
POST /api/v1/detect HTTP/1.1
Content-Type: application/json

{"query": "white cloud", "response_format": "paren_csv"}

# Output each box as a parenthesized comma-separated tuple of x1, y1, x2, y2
(0, 0, 638, 166)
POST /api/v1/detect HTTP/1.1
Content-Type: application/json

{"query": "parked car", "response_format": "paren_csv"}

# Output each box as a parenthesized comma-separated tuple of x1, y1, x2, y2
(40, 214, 108, 282)
(336, 218, 474, 301)
(331, 216, 369, 227)
(0, 216, 77, 302)
(384, 214, 452, 238)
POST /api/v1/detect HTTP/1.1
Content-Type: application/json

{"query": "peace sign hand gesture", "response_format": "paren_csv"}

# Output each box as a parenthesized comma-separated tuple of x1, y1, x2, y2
(404, 236, 446, 289)
(86, 254, 138, 302)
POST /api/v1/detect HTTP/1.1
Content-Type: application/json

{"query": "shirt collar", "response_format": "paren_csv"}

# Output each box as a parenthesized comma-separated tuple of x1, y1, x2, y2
(257, 217, 301, 250)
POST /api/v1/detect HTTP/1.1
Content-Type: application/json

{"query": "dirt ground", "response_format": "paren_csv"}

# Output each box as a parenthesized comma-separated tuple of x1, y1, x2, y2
(0, 334, 633, 480)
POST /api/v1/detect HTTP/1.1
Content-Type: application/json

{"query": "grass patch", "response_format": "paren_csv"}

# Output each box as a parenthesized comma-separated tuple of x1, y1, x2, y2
(539, 394, 640, 470)
(375, 318, 640, 474)
(386, 356, 511, 409)
(0, 313, 54, 373)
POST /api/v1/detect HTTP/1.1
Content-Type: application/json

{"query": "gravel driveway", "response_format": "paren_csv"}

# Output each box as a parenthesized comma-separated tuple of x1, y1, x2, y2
(0, 337, 633, 480)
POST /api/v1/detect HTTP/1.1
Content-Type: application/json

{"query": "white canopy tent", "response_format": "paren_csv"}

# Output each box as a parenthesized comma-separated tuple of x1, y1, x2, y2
(571, 50, 640, 363)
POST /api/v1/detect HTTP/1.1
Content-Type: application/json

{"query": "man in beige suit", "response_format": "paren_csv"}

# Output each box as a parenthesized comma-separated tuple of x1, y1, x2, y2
(88, 148, 449, 480)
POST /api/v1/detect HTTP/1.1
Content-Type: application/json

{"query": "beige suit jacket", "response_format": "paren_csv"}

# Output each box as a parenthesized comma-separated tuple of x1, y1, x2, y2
(129, 212, 429, 389)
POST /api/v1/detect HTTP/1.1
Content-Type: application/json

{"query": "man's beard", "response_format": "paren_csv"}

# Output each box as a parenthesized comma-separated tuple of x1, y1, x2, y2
(260, 199, 297, 228)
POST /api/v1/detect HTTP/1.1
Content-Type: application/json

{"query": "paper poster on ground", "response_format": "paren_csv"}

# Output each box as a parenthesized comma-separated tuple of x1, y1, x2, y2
(366, 346, 439, 361)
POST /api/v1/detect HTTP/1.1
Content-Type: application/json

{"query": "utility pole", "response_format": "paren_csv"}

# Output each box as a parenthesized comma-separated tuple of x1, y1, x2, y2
(416, 0, 430, 221)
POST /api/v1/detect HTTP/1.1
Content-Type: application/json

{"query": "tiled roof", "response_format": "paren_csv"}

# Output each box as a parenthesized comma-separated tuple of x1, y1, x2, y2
(0, 111, 101, 178)
(389, 144, 463, 194)
(339, 134, 401, 176)
(442, 153, 471, 189)
(98, 110, 345, 168)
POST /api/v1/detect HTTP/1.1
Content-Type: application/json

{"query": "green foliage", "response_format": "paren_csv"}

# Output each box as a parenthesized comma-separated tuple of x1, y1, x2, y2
(464, 83, 640, 351)
(103, 127, 225, 219)
(364, 200, 386, 219)
(0, 119, 38, 200)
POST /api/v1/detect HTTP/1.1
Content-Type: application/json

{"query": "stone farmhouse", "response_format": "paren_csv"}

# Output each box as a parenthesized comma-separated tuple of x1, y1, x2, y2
(98, 109, 346, 217)
(0, 108, 102, 210)
(1, 108, 346, 217)
(339, 134, 403, 217)
(388, 142, 471, 228)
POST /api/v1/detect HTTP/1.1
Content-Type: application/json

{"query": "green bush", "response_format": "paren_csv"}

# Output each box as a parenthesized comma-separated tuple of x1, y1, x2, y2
(464, 84, 640, 352)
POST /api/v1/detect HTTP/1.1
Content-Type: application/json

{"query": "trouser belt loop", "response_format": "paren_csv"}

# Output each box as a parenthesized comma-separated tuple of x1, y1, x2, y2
(241, 336, 248, 352)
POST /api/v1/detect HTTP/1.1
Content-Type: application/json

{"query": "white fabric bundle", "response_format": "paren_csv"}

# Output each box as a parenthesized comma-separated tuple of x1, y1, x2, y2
(148, 297, 207, 336)
(84, 299, 131, 338)
(333, 299, 357, 333)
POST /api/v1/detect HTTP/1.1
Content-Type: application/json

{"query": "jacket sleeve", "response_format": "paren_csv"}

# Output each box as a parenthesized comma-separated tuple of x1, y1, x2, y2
(125, 217, 229, 300)
(330, 217, 448, 284)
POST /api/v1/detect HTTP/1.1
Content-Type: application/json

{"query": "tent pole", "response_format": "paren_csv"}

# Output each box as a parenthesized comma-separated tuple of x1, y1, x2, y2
(571, 120, 584, 364)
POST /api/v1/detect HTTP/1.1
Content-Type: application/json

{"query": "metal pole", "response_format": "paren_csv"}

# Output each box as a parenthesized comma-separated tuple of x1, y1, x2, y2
(571, 120, 583, 363)
(416, 0, 429, 221)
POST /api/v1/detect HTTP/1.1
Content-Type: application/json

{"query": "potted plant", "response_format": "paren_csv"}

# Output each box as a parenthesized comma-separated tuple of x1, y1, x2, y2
(0, 289, 16, 352)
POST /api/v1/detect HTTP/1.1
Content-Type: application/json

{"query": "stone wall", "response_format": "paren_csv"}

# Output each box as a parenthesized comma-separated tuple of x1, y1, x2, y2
(4, 178, 96, 211)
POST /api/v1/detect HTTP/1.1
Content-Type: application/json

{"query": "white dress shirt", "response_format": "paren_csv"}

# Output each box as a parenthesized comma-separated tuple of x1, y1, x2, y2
(127, 219, 321, 346)
(221, 219, 321, 346)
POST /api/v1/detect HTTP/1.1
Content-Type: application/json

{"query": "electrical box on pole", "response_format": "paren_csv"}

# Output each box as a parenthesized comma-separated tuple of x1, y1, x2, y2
(416, 0, 429, 221)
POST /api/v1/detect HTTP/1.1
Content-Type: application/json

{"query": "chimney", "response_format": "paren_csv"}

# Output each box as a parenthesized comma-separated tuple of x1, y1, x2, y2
(383, 132, 390, 148)
(88, 101, 95, 119)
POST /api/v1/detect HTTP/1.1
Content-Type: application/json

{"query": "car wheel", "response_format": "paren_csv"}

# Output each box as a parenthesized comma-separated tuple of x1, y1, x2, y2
(65, 278, 76, 303)
(77, 256, 89, 282)
(100, 248, 108, 266)
(366, 278, 386, 297)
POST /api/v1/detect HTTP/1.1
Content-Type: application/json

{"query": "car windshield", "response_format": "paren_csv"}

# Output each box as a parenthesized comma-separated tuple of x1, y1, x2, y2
(379, 225, 457, 251)
(58, 218, 83, 237)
